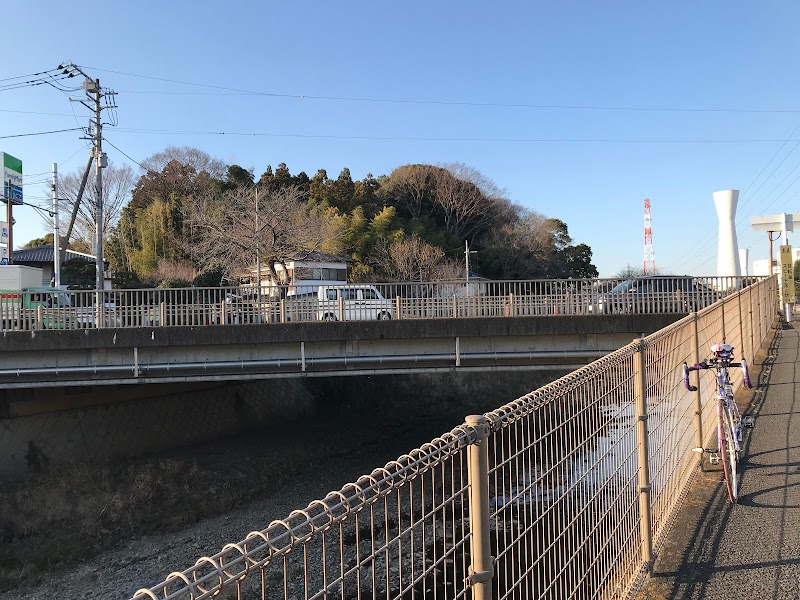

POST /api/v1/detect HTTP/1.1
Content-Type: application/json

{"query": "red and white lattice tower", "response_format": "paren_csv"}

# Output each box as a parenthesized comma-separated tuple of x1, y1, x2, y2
(643, 198, 656, 274)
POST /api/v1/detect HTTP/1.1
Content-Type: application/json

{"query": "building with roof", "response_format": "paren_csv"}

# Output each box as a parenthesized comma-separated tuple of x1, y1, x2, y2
(250, 251, 349, 296)
(11, 245, 112, 288)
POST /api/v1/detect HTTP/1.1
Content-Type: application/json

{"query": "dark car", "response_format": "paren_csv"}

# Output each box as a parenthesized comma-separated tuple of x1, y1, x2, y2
(594, 276, 718, 314)
(215, 293, 267, 324)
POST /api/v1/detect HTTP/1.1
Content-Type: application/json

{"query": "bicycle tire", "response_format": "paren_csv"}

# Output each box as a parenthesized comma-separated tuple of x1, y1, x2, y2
(721, 407, 739, 503)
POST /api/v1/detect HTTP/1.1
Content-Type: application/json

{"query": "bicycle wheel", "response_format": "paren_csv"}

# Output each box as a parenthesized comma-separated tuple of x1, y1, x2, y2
(720, 408, 739, 503)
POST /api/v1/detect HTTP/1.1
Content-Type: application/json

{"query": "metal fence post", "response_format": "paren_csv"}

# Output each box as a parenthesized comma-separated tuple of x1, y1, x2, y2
(748, 286, 754, 362)
(465, 414, 493, 600)
(738, 292, 745, 361)
(633, 338, 654, 576)
(395, 296, 401, 320)
(721, 298, 727, 343)
(691, 312, 704, 470)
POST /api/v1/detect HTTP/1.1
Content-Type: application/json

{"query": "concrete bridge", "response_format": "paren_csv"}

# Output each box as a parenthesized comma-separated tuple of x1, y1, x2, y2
(0, 313, 682, 390)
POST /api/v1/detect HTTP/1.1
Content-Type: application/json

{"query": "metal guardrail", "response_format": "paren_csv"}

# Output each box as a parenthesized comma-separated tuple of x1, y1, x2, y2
(0, 276, 762, 330)
(130, 276, 778, 599)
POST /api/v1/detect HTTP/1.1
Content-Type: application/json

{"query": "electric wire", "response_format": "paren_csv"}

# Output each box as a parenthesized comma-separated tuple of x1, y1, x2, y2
(675, 120, 800, 273)
(0, 127, 83, 139)
(103, 138, 149, 172)
(110, 127, 796, 143)
(81, 64, 800, 114)
(0, 68, 63, 83)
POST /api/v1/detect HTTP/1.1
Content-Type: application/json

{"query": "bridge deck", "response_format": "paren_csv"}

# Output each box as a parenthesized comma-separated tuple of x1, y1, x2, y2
(637, 321, 800, 599)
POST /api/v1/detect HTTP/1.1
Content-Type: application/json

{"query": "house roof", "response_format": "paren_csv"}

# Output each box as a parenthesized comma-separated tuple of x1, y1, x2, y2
(12, 245, 97, 264)
(288, 251, 350, 264)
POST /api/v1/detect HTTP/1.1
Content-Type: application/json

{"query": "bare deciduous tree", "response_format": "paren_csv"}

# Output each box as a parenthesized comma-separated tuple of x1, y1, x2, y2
(483, 210, 557, 278)
(141, 146, 227, 179)
(434, 163, 506, 241)
(382, 164, 437, 219)
(186, 185, 342, 281)
(49, 162, 136, 249)
(388, 235, 447, 281)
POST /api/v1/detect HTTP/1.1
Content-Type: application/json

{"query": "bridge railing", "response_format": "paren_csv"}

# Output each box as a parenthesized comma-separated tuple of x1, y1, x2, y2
(0, 276, 763, 330)
(130, 276, 778, 600)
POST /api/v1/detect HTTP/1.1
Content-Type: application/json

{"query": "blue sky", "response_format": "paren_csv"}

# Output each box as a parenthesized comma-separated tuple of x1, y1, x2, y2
(4, 1, 800, 277)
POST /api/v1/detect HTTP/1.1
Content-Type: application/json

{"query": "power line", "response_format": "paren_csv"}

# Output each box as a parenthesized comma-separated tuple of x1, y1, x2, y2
(675, 120, 800, 272)
(0, 72, 78, 93)
(0, 68, 63, 83)
(0, 127, 83, 139)
(103, 138, 149, 171)
(83, 64, 800, 114)
(111, 127, 798, 144)
(0, 108, 75, 117)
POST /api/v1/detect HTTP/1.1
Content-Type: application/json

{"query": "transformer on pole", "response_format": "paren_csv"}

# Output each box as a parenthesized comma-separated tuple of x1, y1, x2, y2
(643, 199, 656, 274)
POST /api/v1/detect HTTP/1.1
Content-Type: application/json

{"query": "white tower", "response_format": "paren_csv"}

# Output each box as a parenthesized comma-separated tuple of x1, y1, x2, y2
(739, 248, 749, 276)
(713, 189, 742, 286)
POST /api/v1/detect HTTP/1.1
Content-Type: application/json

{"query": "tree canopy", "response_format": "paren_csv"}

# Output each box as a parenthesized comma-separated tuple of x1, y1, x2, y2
(41, 147, 597, 286)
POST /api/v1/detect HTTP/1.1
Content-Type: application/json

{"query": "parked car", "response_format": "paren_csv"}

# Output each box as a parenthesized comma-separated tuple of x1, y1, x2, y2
(74, 292, 122, 327)
(214, 293, 266, 324)
(593, 276, 718, 314)
(316, 284, 394, 321)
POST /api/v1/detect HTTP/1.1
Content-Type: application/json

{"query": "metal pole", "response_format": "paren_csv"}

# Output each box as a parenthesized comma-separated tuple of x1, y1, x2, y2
(52, 163, 61, 287)
(748, 285, 755, 362)
(782, 227, 793, 323)
(633, 338, 654, 576)
(465, 239, 470, 284)
(89, 78, 106, 328)
(691, 312, 705, 470)
(465, 414, 493, 600)
(5, 176, 17, 267)
(63, 154, 93, 246)
(738, 292, 745, 360)
(255, 186, 262, 310)
(5, 178, 11, 265)
(768, 231, 776, 277)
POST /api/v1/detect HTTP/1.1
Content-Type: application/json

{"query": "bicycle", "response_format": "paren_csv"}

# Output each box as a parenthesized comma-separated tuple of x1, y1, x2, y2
(682, 343, 754, 503)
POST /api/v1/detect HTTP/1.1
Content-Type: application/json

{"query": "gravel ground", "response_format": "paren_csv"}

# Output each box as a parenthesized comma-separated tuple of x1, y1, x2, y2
(10, 433, 402, 600)
(7, 379, 496, 600)
(4, 372, 566, 599)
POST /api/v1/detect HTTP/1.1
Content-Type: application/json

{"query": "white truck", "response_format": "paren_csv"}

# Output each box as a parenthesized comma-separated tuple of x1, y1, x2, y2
(0, 265, 45, 291)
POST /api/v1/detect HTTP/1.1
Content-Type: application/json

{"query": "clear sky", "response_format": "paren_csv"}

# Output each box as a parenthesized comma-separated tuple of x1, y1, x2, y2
(3, 1, 800, 277)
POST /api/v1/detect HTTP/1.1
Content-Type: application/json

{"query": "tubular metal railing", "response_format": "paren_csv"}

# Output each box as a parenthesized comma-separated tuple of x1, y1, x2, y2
(0, 276, 763, 330)
(130, 276, 778, 600)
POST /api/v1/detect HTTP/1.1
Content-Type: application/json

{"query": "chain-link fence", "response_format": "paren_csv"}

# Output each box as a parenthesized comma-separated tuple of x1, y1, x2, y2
(130, 277, 778, 599)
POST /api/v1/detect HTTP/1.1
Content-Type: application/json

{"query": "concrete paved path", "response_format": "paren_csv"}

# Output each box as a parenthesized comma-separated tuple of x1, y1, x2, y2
(638, 323, 800, 600)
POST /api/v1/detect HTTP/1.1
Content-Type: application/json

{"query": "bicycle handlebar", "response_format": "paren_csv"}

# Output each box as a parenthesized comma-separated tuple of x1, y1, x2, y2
(681, 358, 753, 391)
(682, 362, 697, 392)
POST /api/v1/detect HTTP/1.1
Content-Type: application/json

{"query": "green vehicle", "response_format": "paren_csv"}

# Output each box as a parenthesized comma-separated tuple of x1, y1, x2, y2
(0, 286, 74, 330)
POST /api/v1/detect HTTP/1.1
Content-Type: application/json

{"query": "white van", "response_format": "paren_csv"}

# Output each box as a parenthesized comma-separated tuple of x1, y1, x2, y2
(317, 284, 394, 321)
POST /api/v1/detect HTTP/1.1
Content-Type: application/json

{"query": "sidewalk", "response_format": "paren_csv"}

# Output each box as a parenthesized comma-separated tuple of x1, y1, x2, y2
(637, 322, 800, 600)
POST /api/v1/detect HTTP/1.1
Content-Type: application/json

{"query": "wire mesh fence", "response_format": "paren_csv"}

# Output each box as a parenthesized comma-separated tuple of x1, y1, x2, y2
(131, 277, 778, 600)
